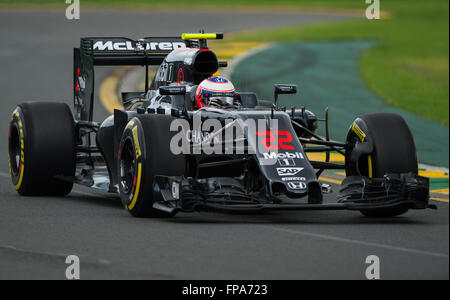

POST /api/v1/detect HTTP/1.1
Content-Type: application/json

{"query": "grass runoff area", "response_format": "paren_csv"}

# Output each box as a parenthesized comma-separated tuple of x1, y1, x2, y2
(1, 0, 448, 125)
(227, 0, 449, 125)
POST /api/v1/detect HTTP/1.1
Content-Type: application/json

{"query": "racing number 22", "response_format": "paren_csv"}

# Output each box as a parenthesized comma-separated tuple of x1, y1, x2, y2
(256, 131, 294, 150)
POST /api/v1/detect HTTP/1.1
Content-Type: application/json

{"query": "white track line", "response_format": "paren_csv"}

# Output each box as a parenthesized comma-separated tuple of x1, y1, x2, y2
(2, 168, 448, 259)
(2, 169, 448, 259)
(262, 225, 449, 259)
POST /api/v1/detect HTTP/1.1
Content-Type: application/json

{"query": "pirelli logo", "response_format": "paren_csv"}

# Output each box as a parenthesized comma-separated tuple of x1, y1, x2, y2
(351, 122, 366, 142)
(132, 126, 142, 159)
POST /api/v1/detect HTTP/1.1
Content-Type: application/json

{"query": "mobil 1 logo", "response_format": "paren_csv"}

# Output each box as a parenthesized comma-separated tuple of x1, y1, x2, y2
(278, 158, 295, 166)
(261, 151, 305, 166)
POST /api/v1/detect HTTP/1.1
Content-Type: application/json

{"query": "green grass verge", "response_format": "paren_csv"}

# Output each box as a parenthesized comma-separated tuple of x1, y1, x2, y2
(227, 0, 449, 125)
(0, 0, 374, 9)
(0, 0, 372, 13)
(2, 0, 448, 124)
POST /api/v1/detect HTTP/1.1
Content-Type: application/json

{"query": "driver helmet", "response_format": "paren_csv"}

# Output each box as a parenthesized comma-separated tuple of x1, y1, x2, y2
(195, 76, 236, 109)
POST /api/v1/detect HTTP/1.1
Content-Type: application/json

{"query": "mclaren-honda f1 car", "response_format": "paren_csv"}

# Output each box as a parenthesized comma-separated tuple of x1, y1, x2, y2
(8, 32, 435, 218)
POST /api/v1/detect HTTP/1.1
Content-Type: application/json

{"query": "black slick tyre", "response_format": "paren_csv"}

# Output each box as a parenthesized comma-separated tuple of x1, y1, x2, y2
(346, 113, 418, 217)
(8, 102, 76, 196)
(118, 114, 186, 217)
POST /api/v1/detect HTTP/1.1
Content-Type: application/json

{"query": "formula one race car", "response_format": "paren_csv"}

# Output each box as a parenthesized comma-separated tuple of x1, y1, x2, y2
(8, 32, 434, 218)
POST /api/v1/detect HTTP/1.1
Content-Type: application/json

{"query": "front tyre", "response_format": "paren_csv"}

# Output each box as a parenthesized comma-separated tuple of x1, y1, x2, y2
(118, 114, 186, 217)
(8, 102, 76, 196)
(346, 113, 418, 217)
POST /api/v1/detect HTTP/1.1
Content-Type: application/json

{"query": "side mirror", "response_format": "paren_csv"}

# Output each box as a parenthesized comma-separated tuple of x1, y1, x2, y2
(159, 85, 186, 95)
(275, 84, 297, 94)
(274, 84, 297, 108)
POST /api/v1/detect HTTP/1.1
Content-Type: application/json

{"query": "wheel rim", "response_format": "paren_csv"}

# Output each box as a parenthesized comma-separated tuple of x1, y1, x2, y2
(119, 138, 136, 195)
(8, 124, 21, 177)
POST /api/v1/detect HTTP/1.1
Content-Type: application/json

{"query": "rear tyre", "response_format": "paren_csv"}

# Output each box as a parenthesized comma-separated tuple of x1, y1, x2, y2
(8, 102, 76, 196)
(118, 114, 186, 217)
(346, 113, 418, 217)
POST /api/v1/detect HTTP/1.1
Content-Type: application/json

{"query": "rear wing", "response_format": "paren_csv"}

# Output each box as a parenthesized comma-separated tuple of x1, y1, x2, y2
(81, 37, 187, 65)
(74, 34, 222, 122)
(74, 37, 189, 121)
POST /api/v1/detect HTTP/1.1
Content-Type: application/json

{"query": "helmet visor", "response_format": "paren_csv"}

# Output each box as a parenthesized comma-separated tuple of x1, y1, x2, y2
(205, 92, 235, 107)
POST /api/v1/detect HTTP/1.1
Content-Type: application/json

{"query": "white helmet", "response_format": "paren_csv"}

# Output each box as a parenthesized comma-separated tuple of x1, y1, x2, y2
(195, 76, 235, 109)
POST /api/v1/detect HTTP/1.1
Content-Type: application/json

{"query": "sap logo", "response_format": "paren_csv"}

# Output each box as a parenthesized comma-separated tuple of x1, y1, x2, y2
(287, 182, 307, 190)
(262, 152, 304, 160)
(277, 167, 304, 176)
(93, 41, 186, 51)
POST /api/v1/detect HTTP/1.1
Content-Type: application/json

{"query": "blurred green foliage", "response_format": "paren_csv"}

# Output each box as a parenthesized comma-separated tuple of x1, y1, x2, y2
(0, 0, 373, 8)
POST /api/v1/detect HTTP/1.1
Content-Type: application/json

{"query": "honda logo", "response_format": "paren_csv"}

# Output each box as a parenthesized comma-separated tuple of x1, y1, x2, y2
(287, 182, 307, 190)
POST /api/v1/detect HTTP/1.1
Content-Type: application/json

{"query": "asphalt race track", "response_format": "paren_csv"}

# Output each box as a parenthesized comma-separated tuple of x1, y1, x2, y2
(0, 9, 448, 280)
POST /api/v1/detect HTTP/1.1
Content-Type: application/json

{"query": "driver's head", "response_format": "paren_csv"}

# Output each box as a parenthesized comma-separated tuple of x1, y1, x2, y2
(195, 76, 236, 109)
